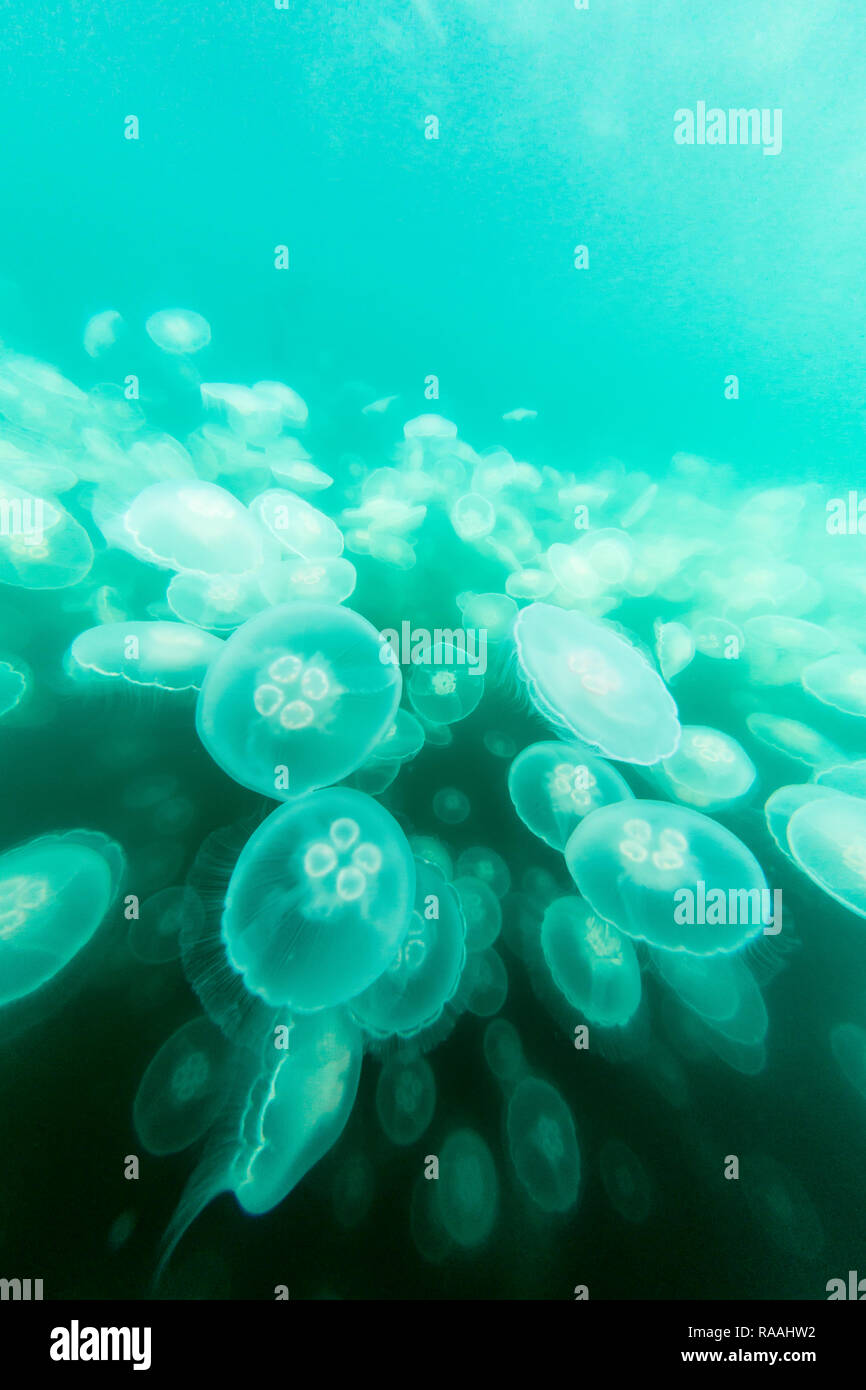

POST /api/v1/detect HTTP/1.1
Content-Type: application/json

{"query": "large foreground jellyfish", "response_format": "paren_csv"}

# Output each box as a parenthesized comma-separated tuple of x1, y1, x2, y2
(508, 740, 634, 851)
(513, 603, 680, 764)
(541, 896, 641, 1027)
(506, 1077, 581, 1213)
(0, 830, 123, 1006)
(647, 725, 756, 812)
(68, 621, 223, 691)
(133, 1017, 231, 1154)
(222, 788, 415, 1011)
(196, 603, 401, 799)
(565, 801, 771, 954)
(786, 793, 866, 918)
(123, 480, 270, 575)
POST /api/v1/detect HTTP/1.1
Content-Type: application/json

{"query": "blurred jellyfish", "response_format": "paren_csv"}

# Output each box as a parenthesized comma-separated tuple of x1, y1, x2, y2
(648, 725, 756, 812)
(332, 1153, 374, 1230)
(654, 619, 695, 682)
(123, 480, 270, 575)
(129, 886, 205, 965)
(0, 483, 93, 589)
(815, 761, 866, 798)
(0, 829, 123, 1006)
(458, 592, 518, 643)
(483, 1018, 527, 1089)
(450, 493, 495, 541)
(743, 615, 836, 687)
(250, 489, 343, 560)
(507, 1077, 580, 1213)
(830, 1022, 866, 1102)
(506, 568, 555, 600)
(408, 641, 484, 725)
(454, 876, 502, 951)
(435, 1129, 498, 1249)
(349, 859, 465, 1039)
(84, 309, 124, 358)
(746, 713, 841, 770)
(691, 614, 744, 660)
(0, 659, 27, 716)
(599, 1140, 652, 1223)
(513, 603, 680, 764)
(763, 783, 840, 858)
(368, 708, 425, 766)
(742, 1154, 824, 1260)
(409, 835, 454, 880)
(433, 786, 470, 825)
(404, 414, 458, 440)
(483, 729, 518, 759)
(196, 603, 401, 800)
(802, 653, 866, 717)
(786, 792, 866, 918)
(146, 308, 211, 355)
(508, 740, 634, 851)
(541, 897, 641, 1027)
(68, 621, 222, 692)
(565, 801, 771, 954)
(133, 1017, 231, 1155)
(376, 1055, 436, 1145)
(455, 947, 508, 1017)
(455, 846, 511, 899)
(223, 788, 415, 1011)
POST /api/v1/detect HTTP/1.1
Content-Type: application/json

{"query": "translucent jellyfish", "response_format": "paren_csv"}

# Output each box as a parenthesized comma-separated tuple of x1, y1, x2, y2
(249, 489, 343, 560)
(83, 309, 124, 358)
(258, 555, 356, 606)
(0, 483, 93, 589)
(252, 380, 308, 429)
(0, 830, 123, 1006)
(742, 1154, 824, 1261)
(196, 603, 401, 800)
(222, 788, 415, 1011)
(456, 947, 508, 1017)
(133, 1017, 230, 1155)
(454, 876, 502, 951)
(349, 859, 465, 1038)
(802, 653, 866, 717)
(483, 1018, 527, 1088)
(332, 1153, 374, 1230)
(690, 614, 745, 660)
(599, 1140, 652, 1223)
(129, 886, 205, 965)
(654, 950, 767, 1045)
(455, 846, 511, 899)
(407, 642, 484, 725)
(145, 308, 211, 355)
(508, 740, 635, 851)
(786, 793, 866, 918)
(506, 568, 555, 600)
(435, 1129, 498, 1249)
(167, 570, 268, 632)
(404, 414, 458, 440)
(507, 1077, 580, 1213)
(743, 615, 836, 687)
(763, 783, 840, 858)
(433, 787, 471, 824)
(648, 725, 756, 812)
(830, 1022, 866, 1101)
(375, 1055, 436, 1145)
(409, 835, 454, 880)
(513, 603, 680, 764)
(458, 592, 518, 643)
(0, 659, 27, 717)
(541, 897, 641, 1027)
(68, 621, 223, 691)
(123, 480, 270, 575)
(451, 493, 495, 542)
(483, 729, 518, 759)
(368, 708, 425, 766)
(565, 801, 770, 954)
(654, 619, 695, 682)
(746, 713, 841, 770)
(815, 761, 866, 797)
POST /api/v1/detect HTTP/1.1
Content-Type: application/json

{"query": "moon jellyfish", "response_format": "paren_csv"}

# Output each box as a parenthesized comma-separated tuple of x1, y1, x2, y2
(786, 793, 866, 918)
(435, 1129, 498, 1249)
(691, 614, 744, 660)
(743, 615, 836, 687)
(450, 493, 495, 542)
(648, 725, 756, 812)
(332, 1153, 374, 1230)
(599, 1140, 652, 1223)
(68, 621, 222, 691)
(513, 603, 680, 764)
(507, 1077, 580, 1213)
(483, 729, 518, 759)
(123, 480, 270, 576)
(146, 308, 211, 355)
(0, 659, 27, 716)
(404, 414, 458, 441)
(196, 603, 401, 800)
(802, 653, 866, 717)
(349, 859, 465, 1039)
(483, 1018, 526, 1088)
(368, 708, 425, 766)
(455, 846, 511, 899)
(375, 1055, 436, 1145)
(129, 886, 205, 965)
(83, 309, 124, 358)
(433, 786, 470, 825)
(133, 1017, 231, 1155)
(763, 783, 840, 858)
(654, 619, 695, 682)
(454, 876, 502, 951)
(742, 1153, 824, 1260)
(830, 1022, 866, 1101)
(0, 830, 123, 1006)
(250, 490, 343, 560)
(565, 801, 770, 954)
(222, 788, 415, 1011)
(258, 555, 356, 606)
(458, 592, 517, 643)
(746, 713, 841, 770)
(541, 897, 641, 1027)
(408, 641, 484, 725)
(508, 740, 634, 851)
(506, 568, 554, 600)
(167, 570, 268, 632)
(409, 835, 454, 880)
(0, 484, 93, 589)
(456, 947, 508, 1017)
(815, 761, 866, 798)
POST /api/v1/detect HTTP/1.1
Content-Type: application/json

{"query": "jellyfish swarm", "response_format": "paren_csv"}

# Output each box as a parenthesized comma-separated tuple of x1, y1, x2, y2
(196, 603, 401, 800)
(786, 792, 866, 918)
(0, 830, 123, 1006)
(507, 1077, 581, 1213)
(349, 859, 465, 1039)
(565, 801, 770, 954)
(133, 1017, 231, 1155)
(513, 603, 680, 764)
(375, 1055, 436, 1145)
(508, 740, 634, 851)
(222, 788, 415, 1012)
(541, 896, 641, 1027)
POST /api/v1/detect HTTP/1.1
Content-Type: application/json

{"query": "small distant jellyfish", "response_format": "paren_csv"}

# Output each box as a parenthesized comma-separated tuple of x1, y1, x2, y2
(196, 603, 401, 800)
(508, 740, 634, 851)
(435, 1129, 499, 1249)
(648, 725, 756, 812)
(802, 653, 866, 718)
(742, 1153, 824, 1260)
(0, 830, 123, 1007)
(599, 1140, 652, 1223)
(222, 788, 415, 1012)
(454, 876, 502, 951)
(332, 1154, 374, 1230)
(145, 308, 212, 355)
(483, 1018, 526, 1088)
(409, 835, 454, 880)
(455, 846, 511, 899)
(513, 603, 680, 764)
(83, 309, 124, 358)
(433, 787, 470, 826)
(129, 886, 205, 965)
(507, 1078, 581, 1214)
(654, 619, 695, 682)
(786, 792, 866, 919)
(690, 614, 744, 660)
(133, 1016, 230, 1155)
(458, 592, 518, 643)
(258, 555, 356, 606)
(68, 621, 223, 692)
(450, 493, 495, 541)
(506, 569, 555, 600)
(541, 897, 641, 1028)
(743, 615, 836, 687)
(456, 947, 508, 1017)
(830, 1022, 866, 1102)
(483, 729, 518, 760)
(565, 801, 770, 955)
(376, 1055, 436, 1145)
(408, 641, 484, 725)
(367, 708, 425, 766)
(654, 948, 741, 1025)
(746, 713, 841, 770)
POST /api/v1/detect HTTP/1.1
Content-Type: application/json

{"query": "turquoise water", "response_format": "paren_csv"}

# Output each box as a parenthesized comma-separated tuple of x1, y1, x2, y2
(1, 1, 865, 1300)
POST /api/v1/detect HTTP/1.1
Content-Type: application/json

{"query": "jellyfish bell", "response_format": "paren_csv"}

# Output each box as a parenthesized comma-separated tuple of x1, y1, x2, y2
(763, 783, 841, 859)
(513, 603, 680, 764)
(454, 876, 502, 952)
(67, 621, 223, 692)
(541, 896, 641, 1028)
(145, 308, 211, 356)
(129, 885, 205, 965)
(802, 652, 866, 718)
(434, 1129, 499, 1249)
(786, 792, 866, 919)
(653, 619, 695, 682)
(133, 1016, 232, 1155)
(647, 725, 757, 812)
(407, 640, 485, 726)
(196, 602, 401, 800)
(508, 740, 635, 851)
(0, 482, 93, 590)
(746, 712, 841, 771)
(454, 947, 508, 1018)
(249, 489, 344, 561)
(166, 569, 269, 632)
(599, 1140, 652, 1223)
(375, 1054, 436, 1145)
(122, 480, 271, 576)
